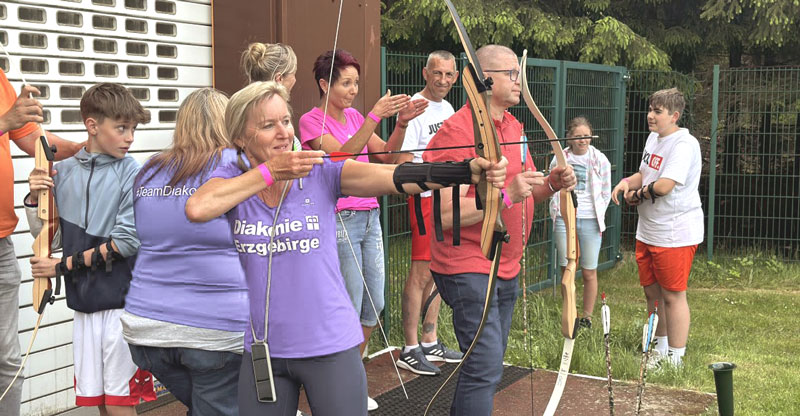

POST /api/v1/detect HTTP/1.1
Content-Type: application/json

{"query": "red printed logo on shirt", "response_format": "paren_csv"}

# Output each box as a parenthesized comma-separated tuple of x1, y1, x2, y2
(649, 154, 664, 170)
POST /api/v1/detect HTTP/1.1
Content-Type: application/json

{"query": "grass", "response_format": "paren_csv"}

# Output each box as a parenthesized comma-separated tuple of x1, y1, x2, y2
(376, 251, 800, 415)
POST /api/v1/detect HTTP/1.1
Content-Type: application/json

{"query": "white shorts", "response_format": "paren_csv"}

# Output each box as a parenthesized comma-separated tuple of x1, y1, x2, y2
(73, 309, 156, 406)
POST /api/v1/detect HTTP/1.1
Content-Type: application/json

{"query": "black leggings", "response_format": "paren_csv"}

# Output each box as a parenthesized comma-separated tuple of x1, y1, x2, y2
(238, 346, 367, 416)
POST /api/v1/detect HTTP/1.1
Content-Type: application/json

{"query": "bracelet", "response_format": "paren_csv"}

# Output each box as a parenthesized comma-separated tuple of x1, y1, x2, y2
(547, 174, 561, 193)
(0, 130, 5, 137)
(367, 111, 381, 123)
(621, 177, 630, 183)
(258, 163, 275, 187)
(501, 189, 513, 208)
(547, 178, 557, 193)
(397, 121, 408, 129)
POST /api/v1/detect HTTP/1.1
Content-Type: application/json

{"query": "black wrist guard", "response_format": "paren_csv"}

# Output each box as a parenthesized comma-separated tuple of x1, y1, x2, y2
(91, 245, 103, 271)
(647, 182, 659, 203)
(55, 256, 70, 289)
(393, 160, 474, 194)
(105, 240, 116, 272)
(72, 251, 85, 272)
(631, 187, 643, 202)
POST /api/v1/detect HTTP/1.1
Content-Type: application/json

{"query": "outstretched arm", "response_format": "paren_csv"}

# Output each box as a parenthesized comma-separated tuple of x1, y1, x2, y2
(339, 156, 507, 198)
(186, 151, 324, 222)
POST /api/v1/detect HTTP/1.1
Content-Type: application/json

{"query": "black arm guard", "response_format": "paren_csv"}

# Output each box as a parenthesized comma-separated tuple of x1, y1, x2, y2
(91, 245, 102, 272)
(72, 251, 85, 271)
(105, 240, 115, 273)
(647, 182, 660, 203)
(393, 160, 474, 194)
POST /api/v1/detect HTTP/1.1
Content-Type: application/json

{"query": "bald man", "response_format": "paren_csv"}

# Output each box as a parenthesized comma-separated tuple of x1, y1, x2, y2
(422, 45, 576, 415)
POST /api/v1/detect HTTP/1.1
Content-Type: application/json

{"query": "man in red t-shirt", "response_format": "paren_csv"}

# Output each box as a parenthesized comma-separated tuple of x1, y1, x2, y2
(0, 69, 82, 416)
(423, 45, 575, 415)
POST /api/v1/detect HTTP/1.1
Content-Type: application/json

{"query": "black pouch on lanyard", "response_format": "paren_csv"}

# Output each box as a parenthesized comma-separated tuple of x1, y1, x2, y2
(251, 341, 277, 402)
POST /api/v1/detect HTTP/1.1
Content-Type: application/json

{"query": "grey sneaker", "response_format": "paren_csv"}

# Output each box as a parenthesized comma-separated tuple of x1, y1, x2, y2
(645, 349, 666, 371)
(397, 347, 441, 376)
(579, 317, 592, 329)
(422, 341, 463, 363)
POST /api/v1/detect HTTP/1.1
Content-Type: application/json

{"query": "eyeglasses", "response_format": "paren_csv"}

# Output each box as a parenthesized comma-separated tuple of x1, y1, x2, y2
(484, 69, 520, 82)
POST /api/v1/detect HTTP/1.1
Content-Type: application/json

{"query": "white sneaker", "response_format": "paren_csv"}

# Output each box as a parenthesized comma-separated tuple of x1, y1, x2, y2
(367, 396, 379, 411)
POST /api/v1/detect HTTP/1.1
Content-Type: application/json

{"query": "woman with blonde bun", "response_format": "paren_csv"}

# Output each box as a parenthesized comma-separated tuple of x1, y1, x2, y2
(241, 42, 302, 151)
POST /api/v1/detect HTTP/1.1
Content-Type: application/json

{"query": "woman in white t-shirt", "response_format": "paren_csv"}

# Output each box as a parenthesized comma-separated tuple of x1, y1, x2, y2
(550, 117, 611, 329)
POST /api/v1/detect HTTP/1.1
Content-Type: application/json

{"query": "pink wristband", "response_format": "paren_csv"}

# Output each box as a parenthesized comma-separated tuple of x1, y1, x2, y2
(258, 163, 274, 186)
(367, 111, 381, 123)
(621, 177, 630, 183)
(0, 130, 5, 137)
(501, 189, 513, 208)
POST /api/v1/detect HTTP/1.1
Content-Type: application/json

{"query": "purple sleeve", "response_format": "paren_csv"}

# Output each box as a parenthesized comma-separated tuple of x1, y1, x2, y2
(209, 149, 245, 180)
(320, 159, 345, 200)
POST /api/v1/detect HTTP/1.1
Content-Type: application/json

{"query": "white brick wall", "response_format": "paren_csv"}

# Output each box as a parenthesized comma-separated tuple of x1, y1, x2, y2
(1, 1, 212, 414)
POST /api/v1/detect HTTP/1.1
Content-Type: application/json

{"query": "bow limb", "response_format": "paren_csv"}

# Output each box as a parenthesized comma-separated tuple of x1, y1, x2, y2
(519, 49, 578, 339)
(424, 1, 508, 414)
(32, 135, 59, 313)
(519, 49, 579, 416)
(0, 44, 58, 403)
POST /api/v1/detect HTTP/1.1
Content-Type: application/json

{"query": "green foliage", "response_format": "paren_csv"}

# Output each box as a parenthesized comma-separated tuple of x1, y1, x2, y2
(701, 0, 800, 48)
(579, 17, 671, 69)
(382, 0, 675, 70)
(381, 0, 800, 73)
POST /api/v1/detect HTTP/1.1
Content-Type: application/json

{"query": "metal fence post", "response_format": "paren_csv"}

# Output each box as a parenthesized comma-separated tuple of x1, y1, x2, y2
(379, 46, 392, 335)
(707, 65, 719, 261)
(613, 71, 629, 260)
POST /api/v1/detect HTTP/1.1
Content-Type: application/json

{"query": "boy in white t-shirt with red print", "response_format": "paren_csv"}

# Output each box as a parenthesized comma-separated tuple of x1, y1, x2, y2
(612, 88, 703, 368)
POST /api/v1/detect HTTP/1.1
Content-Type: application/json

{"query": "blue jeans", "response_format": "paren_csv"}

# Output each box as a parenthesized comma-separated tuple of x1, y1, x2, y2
(0, 237, 21, 416)
(432, 271, 518, 416)
(336, 209, 385, 327)
(128, 345, 241, 416)
(553, 217, 603, 269)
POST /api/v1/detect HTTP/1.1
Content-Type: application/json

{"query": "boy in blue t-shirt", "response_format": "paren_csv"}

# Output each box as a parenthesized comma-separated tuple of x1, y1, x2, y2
(26, 83, 156, 413)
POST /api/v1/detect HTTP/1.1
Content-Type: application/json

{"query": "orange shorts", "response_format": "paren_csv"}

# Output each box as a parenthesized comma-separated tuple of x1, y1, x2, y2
(408, 195, 433, 261)
(635, 240, 698, 292)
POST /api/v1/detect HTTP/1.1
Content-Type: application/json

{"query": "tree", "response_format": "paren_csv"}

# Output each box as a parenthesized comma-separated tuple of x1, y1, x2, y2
(381, 0, 800, 72)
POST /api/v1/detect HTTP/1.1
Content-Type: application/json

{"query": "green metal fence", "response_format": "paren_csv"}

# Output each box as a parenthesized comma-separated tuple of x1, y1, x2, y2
(379, 48, 627, 336)
(706, 65, 800, 261)
(378, 52, 800, 337)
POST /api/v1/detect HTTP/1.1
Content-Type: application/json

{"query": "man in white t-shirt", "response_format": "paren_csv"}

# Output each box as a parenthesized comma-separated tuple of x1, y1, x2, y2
(612, 88, 703, 368)
(395, 51, 462, 375)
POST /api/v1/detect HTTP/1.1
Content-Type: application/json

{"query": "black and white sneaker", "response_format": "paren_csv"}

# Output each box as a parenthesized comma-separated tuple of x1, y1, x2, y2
(396, 347, 441, 376)
(422, 341, 463, 363)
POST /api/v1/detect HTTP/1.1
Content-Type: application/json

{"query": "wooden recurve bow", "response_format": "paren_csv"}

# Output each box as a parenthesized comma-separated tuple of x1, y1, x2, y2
(519, 49, 579, 416)
(424, 1, 509, 414)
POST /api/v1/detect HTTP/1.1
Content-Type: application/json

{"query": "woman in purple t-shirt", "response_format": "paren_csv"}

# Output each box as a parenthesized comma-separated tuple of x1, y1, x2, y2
(186, 81, 506, 416)
(298, 52, 427, 390)
(124, 88, 247, 415)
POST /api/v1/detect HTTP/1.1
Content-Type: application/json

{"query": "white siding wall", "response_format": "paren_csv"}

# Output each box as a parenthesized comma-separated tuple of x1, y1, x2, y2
(1, 1, 212, 414)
